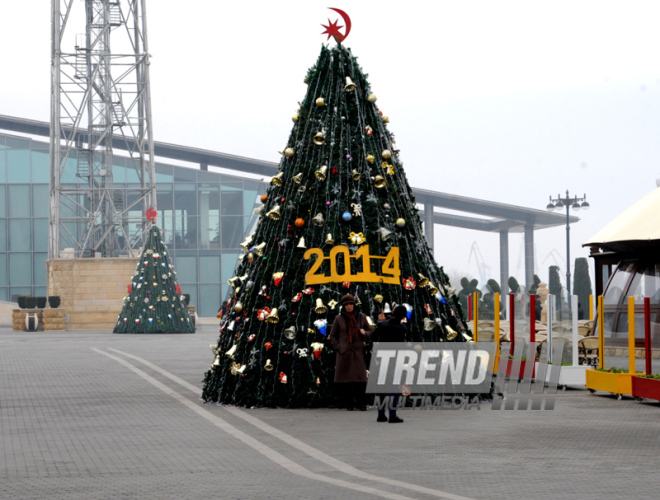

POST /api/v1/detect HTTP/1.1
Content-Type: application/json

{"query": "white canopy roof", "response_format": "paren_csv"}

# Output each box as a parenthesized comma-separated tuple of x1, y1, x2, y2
(583, 186, 660, 252)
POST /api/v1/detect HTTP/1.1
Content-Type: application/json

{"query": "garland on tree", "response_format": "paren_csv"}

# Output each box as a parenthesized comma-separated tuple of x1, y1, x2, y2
(203, 43, 469, 408)
(113, 226, 195, 334)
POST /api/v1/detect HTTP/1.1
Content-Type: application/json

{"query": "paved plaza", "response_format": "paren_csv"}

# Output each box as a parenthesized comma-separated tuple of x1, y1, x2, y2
(1, 325, 658, 500)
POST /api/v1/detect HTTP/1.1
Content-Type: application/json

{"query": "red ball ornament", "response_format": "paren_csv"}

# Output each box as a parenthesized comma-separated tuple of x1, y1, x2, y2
(294, 218, 305, 228)
(260, 194, 267, 203)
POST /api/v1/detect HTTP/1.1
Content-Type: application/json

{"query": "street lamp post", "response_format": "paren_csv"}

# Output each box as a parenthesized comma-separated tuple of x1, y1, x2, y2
(546, 190, 589, 309)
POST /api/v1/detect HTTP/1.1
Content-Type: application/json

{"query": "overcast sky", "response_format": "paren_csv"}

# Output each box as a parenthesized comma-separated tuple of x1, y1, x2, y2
(2, 1, 660, 292)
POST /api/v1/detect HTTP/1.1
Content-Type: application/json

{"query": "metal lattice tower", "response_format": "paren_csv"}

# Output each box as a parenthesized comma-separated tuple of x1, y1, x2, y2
(50, 0, 156, 258)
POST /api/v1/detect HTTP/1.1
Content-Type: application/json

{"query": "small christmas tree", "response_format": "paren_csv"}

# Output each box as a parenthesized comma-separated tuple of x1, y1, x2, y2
(114, 226, 195, 334)
(202, 40, 468, 408)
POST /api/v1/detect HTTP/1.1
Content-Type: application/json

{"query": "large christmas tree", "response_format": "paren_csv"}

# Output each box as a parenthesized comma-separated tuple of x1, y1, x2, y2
(114, 226, 195, 334)
(202, 41, 468, 408)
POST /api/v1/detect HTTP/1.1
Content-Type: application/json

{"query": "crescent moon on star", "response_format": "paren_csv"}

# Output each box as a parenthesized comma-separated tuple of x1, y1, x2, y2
(328, 7, 351, 42)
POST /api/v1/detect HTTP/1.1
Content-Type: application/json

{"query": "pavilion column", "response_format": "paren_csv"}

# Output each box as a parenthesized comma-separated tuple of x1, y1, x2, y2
(524, 224, 535, 291)
(424, 203, 434, 253)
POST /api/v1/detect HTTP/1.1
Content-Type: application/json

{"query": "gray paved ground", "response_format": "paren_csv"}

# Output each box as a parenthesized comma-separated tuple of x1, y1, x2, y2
(1, 325, 659, 500)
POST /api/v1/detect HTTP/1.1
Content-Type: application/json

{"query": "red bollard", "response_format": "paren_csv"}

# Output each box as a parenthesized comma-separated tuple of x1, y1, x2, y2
(509, 293, 515, 356)
(644, 297, 652, 375)
(468, 294, 472, 322)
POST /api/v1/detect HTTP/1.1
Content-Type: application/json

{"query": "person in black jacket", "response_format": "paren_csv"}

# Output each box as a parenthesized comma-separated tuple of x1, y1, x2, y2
(372, 305, 408, 423)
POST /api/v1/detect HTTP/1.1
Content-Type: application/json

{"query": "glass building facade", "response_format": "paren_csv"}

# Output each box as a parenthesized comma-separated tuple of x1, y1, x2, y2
(0, 131, 265, 317)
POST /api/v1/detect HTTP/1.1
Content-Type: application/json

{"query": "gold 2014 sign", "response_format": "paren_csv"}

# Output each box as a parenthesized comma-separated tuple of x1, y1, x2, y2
(303, 245, 400, 285)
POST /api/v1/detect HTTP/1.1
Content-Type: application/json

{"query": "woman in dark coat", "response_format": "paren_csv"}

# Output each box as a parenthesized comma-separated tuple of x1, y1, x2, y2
(329, 294, 372, 410)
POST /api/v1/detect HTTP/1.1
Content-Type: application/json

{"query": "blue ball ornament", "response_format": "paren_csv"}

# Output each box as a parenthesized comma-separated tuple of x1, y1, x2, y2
(342, 211, 352, 222)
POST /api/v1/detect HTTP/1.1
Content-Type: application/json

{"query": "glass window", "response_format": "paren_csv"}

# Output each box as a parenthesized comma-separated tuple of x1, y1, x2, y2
(197, 170, 221, 183)
(0, 220, 5, 251)
(155, 163, 173, 183)
(125, 158, 140, 184)
(174, 255, 197, 283)
(198, 185, 219, 249)
(221, 191, 243, 216)
(0, 288, 6, 301)
(8, 185, 30, 217)
(174, 183, 197, 215)
(60, 156, 79, 184)
(173, 166, 197, 182)
(31, 150, 50, 183)
(0, 253, 6, 286)
(32, 185, 49, 218)
(0, 185, 5, 217)
(9, 219, 31, 251)
(33, 219, 48, 252)
(0, 148, 6, 183)
(183, 286, 197, 309)
(198, 284, 221, 317)
(221, 216, 242, 249)
(222, 179, 243, 191)
(629, 264, 660, 304)
(603, 262, 635, 305)
(6, 138, 31, 183)
(9, 253, 32, 286)
(34, 253, 48, 286)
(221, 252, 239, 282)
(199, 255, 221, 283)
(34, 286, 47, 298)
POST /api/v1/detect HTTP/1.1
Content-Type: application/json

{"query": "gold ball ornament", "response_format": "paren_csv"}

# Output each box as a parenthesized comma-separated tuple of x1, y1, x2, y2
(292, 113, 299, 122)
(234, 302, 244, 313)
(382, 150, 392, 160)
(367, 93, 377, 103)
(284, 148, 295, 158)
(316, 97, 325, 107)
(382, 115, 390, 124)
(396, 218, 406, 228)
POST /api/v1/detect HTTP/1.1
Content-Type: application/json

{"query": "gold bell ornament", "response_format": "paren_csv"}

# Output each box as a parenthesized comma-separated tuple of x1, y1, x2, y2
(297, 237, 306, 249)
(315, 165, 328, 180)
(374, 294, 384, 303)
(253, 205, 265, 215)
(378, 227, 393, 241)
(417, 274, 430, 288)
(327, 299, 338, 310)
(311, 213, 324, 226)
(344, 76, 356, 91)
(264, 359, 274, 371)
(240, 234, 253, 250)
(445, 325, 459, 341)
(366, 154, 375, 164)
(382, 115, 390, 124)
(373, 175, 387, 189)
(367, 93, 377, 103)
(351, 169, 361, 180)
(212, 355, 220, 366)
(253, 242, 266, 256)
(313, 132, 326, 145)
(270, 172, 284, 186)
(292, 173, 303, 184)
(225, 344, 237, 359)
(325, 233, 335, 245)
(316, 97, 325, 107)
(382, 149, 392, 160)
(284, 326, 297, 340)
(284, 147, 295, 157)
(266, 205, 281, 220)
(428, 282, 439, 295)
(265, 308, 280, 324)
(231, 362, 246, 375)
(315, 298, 328, 314)
(423, 318, 436, 331)
(227, 276, 240, 288)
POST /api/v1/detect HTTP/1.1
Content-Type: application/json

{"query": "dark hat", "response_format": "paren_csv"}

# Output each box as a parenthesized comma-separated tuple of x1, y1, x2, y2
(339, 294, 355, 306)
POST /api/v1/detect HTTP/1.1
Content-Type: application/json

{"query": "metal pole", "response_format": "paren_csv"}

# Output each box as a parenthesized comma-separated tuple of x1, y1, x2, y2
(565, 191, 571, 298)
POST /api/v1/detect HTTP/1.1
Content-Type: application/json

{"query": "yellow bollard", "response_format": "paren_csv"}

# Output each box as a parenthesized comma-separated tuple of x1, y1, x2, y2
(589, 294, 594, 321)
(494, 293, 500, 371)
(598, 296, 605, 369)
(628, 297, 636, 375)
(473, 292, 479, 343)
